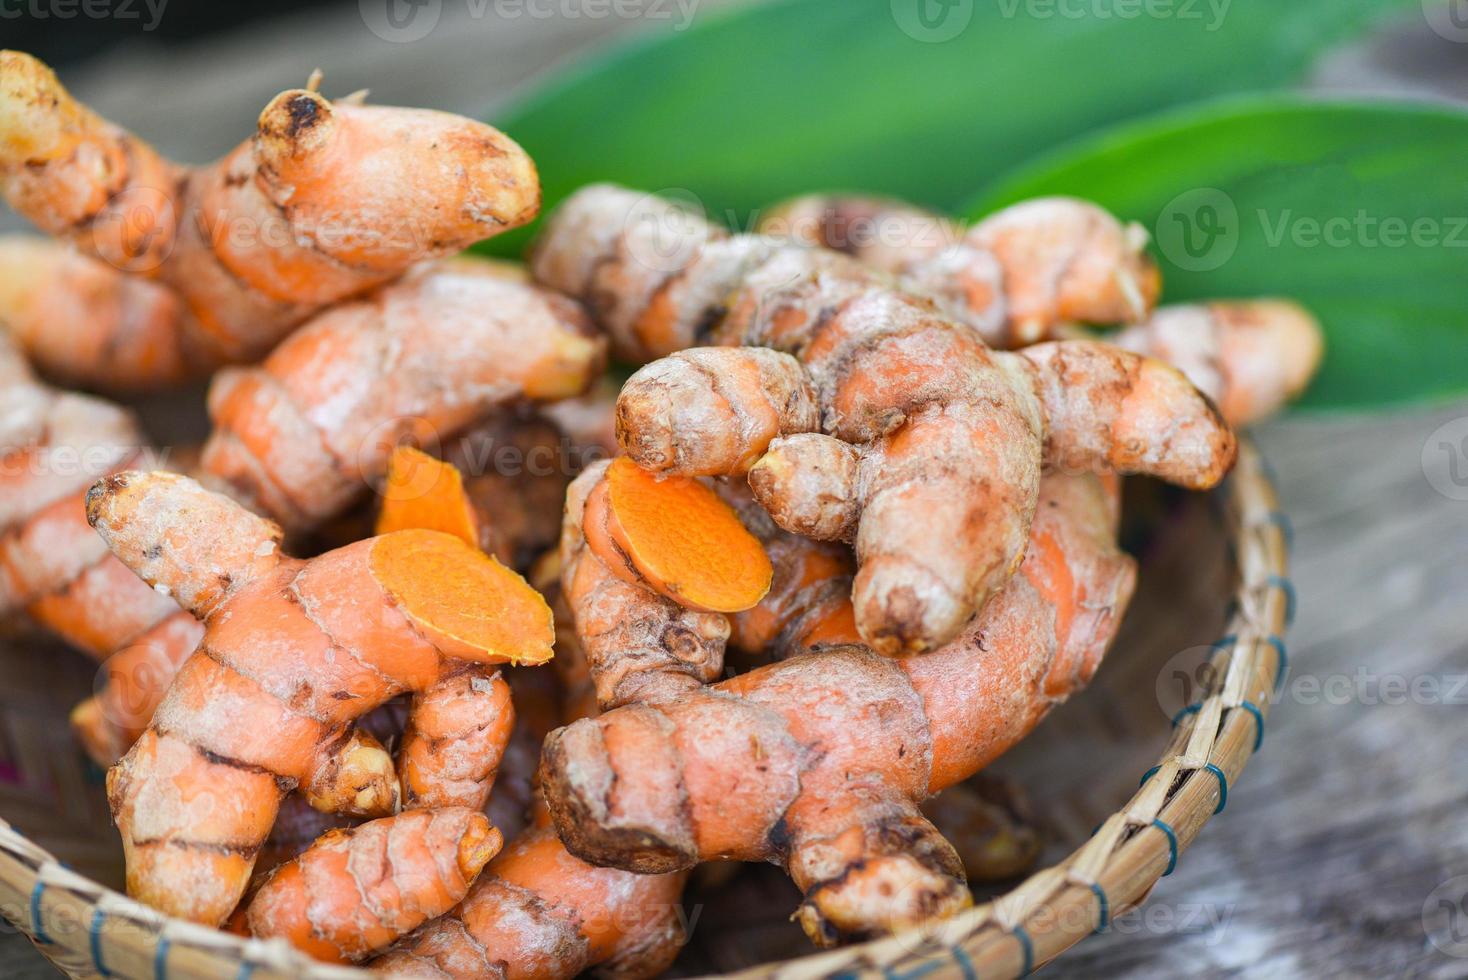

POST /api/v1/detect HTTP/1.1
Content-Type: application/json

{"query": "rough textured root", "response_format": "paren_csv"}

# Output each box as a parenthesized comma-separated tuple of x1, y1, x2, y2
(0, 339, 198, 722)
(0, 237, 194, 389)
(246, 807, 501, 964)
(530, 183, 754, 362)
(768, 198, 1321, 423)
(0, 50, 180, 273)
(717, 481, 859, 663)
(2, 51, 542, 374)
(757, 193, 1158, 347)
(966, 196, 1161, 344)
(756, 194, 963, 271)
(747, 433, 862, 543)
(1110, 300, 1324, 426)
(70, 612, 203, 766)
(1018, 341, 1237, 489)
(399, 664, 515, 811)
(616, 347, 818, 476)
(85, 470, 285, 618)
(560, 462, 728, 710)
(543, 186, 1226, 654)
(301, 727, 400, 819)
(530, 550, 601, 725)
(594, 457, 771, 614)
(921, 773, 1043, 883)
(201, 259, 604, 533)
(540, 473, 1134, 943)
(370, 803, 688, 980)
(255, 794, 357, 880)
(92, 473, 554, 925)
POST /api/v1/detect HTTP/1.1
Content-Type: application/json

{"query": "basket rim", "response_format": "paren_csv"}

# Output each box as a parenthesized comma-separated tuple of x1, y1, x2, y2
(0, 439, 1291, 980)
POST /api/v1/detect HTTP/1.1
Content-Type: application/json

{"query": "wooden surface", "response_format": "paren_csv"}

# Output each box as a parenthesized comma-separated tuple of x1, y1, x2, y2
(3, 5, 1467, 978)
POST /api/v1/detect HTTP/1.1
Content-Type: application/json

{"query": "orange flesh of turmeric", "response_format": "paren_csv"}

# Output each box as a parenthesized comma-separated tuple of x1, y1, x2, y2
(603, 457, 771, 613)
(376, 446, 482, 548)
(370, 529, 555, 666)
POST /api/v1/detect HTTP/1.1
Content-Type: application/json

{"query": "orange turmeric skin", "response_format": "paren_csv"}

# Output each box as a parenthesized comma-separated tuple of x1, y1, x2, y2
(541, 473, 1135, 945)
(247, 807, 501, 964)
(0, 51, 540, 382)
(0, 336, 206, 767)
(536, 186, 1231, 654)
(757, 193, 1159, 347)
(0, 238, 192, 390)
(87, 471, 554, 926)
(202, 258, 604, 533)
(372, 801, 689, 980)
(758, 195, 1323, 424)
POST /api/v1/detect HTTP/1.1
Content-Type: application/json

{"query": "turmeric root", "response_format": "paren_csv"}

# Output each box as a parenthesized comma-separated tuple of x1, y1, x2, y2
(1109, 301, 1324, 426)
(399, 665, 515, 812)
(202, 258, 604, 533)
(540, 472, 1134, 945)
(560, 460, 729, 710)
(558, 186, 1228, 652)
(247, 807, 501, 964)
(87, 470, 554, 925)
(758, 193, 1159, 347)
(372, 800, 689, 980)
(758, 194, 1324, 423)
(0, 51, 539, 382)
(0, 335, 208, 768)
(0, 237, 192, 388)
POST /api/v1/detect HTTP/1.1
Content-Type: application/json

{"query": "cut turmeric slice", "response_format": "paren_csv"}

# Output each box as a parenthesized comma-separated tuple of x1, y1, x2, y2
(376, 446, 481, 549)
(603, 456, 772, 613)
(370, 530, 554, 665)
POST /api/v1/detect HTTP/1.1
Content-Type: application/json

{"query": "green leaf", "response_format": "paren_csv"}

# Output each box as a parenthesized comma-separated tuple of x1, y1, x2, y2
(967, 97, 1468, 410)
(484, 0, 1410, 256)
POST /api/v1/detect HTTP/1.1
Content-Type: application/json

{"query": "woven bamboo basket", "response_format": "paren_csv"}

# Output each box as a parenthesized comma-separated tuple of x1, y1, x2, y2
(0, 439, 1291, 980)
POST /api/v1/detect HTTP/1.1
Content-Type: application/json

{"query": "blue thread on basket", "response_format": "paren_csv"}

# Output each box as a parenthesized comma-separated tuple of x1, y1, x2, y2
(950, 944, 977, 980)
(1140, 766, 1161, 787)
(89, 906, 111, 977)
(1204, 763, 1229, 813)
(1268, 635, 1289, 690)
(1151, 818, 1179, 876)
(1089, 882, 1110, 933)
(237, 961, 257, 980)
(153, 935, 171, 980)
(1239, 701, 1265, 752)
(1013, 925, 1034, 977)
(1171, 703, 1201, 727)
(29, 878, 49, 945)
(1265, 575, 1297, 626)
